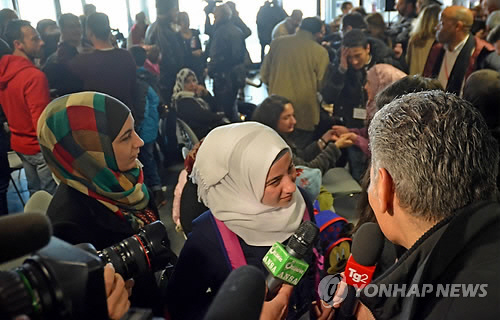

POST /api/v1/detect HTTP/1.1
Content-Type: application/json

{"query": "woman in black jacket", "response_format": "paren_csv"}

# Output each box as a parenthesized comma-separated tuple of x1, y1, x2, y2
(38, 91, 176, 316)
(172, 68, 228, 138)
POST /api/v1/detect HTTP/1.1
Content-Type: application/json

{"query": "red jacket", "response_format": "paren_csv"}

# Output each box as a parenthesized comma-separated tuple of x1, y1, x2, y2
(0, 55, 50, 155)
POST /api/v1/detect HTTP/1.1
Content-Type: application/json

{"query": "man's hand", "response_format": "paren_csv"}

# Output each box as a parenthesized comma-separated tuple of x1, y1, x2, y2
(104, 264, 133, 320)
(475, 29, 487, 39)
(260, 284, 294, 320)
(334, 132, 356, 149)
(393, 43, 403, 59)
(313, 300, 336, 320)
(332, 125, 350, 136)
(192, 49, 203, 57)
(340, 46, 349, 72)
(321, 129, 337, 143)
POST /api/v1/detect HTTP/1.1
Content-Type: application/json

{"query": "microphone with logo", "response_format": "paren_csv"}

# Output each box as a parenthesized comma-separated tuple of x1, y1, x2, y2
(262, 220, 319, 299)
(336, 222, 384, 320)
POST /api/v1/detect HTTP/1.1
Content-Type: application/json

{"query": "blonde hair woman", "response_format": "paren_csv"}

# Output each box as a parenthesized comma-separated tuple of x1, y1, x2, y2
(407, 4, 441, 75)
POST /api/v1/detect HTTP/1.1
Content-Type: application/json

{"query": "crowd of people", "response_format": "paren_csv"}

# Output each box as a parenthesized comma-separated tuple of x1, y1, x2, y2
(1, 0, 500, 319)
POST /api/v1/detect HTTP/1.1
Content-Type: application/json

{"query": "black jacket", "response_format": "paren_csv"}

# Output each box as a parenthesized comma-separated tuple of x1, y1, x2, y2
(208, 19, 246, 76)
(146, 19, 187, 101)
(47, 183, 174, 316)
(360, 201, 500, 319)
(175, 94, 226, 138)
(256, 2, 287, 44)
(322, 37, 404, 128)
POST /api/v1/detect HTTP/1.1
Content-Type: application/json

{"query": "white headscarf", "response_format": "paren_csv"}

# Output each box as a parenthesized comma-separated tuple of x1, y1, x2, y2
(171, 68, 210, 110)
(191, 122, 305, 246)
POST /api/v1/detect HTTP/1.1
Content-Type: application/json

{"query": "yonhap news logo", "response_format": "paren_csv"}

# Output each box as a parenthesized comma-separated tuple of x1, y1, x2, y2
(318, 274, 348, 307)
(361, 283, 488, 298)
(317, 273, 488, 306)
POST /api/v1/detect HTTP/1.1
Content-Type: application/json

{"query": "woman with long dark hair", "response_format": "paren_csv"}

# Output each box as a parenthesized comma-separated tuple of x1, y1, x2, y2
(252, 95, 354, 175)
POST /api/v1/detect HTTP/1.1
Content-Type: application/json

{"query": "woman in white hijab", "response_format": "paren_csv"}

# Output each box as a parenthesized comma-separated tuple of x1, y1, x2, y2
(165, 122, 319, 320)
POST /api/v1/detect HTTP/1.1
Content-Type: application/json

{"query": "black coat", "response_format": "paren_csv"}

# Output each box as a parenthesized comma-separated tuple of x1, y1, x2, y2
(146, 19, 188, 102)
(47, 183, 173, 316)
(208, 19, 246, 76)
(175, 94, 225, 139)
(322, 37, 404, 128)
(360, 201, 500, 319)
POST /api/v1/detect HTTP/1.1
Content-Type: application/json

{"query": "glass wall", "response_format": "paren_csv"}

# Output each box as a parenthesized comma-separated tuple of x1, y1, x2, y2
(283, 0, 318, 18)
(18, 0, 56, 25)
(59, 0, 84, 16)
(85, 0, 130, 36)
(0, 0, 14, 10)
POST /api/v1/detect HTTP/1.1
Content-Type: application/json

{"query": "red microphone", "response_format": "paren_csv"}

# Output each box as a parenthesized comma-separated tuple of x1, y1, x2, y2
(336, 223, 384, 320)
(344, 256, 377, 289)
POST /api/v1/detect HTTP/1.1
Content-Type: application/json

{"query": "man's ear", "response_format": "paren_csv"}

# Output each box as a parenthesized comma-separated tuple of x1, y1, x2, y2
(374, 167, 395, 215)
(12, 39, 23, 51)
(366, 43, 371, 55)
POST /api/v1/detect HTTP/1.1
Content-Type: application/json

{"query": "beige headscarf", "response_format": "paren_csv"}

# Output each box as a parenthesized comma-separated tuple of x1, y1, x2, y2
(191, 122, 305, 246)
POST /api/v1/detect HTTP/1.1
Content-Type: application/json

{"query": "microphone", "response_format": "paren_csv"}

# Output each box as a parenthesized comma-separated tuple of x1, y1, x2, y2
(336, 222, 384, 320)
(204, 265, 266, 320)
(0, 212, 52, 264)
(263, 220, 319, 299)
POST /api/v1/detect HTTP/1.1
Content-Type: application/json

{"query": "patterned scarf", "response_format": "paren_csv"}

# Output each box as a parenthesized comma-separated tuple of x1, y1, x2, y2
(37, 92, 155, 230)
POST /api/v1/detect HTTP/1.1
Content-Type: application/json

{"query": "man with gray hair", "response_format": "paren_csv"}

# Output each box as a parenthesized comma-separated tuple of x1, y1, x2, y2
(351, 90, 500, 318)
(486, 10, 500, 30)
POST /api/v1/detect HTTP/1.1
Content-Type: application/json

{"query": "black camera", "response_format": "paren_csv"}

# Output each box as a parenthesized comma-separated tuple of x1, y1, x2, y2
(0, 237, 108, 320)
(96, 221, 172, 280)
(0, 213, 171, 320)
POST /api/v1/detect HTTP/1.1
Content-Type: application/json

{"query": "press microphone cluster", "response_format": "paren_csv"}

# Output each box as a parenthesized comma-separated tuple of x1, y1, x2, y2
(262, 220, 320, 299)
(336, 222, 384, 320)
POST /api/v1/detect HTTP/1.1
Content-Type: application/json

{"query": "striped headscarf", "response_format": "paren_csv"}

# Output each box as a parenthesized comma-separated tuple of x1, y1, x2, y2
(37, 92, 154, 230)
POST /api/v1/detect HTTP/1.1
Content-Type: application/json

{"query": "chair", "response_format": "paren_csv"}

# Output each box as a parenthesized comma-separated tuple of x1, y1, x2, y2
(7, 151, 25, 206)
(24, 190, 53, 215)
(322, 167, 363, 222)
(176, 118, 199, 152)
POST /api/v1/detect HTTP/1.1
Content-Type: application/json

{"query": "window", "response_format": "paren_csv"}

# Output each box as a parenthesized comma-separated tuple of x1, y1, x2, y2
(147, 0, 157, 24)
(18, 0, 56, 25)
(130, 0, 148, 24)
(0, 0, 14, 10)
(85, 0, 130, 36)
(179, 0, 206, 31)
(60, 0, 84, 16)
(283, 0, 318, 18)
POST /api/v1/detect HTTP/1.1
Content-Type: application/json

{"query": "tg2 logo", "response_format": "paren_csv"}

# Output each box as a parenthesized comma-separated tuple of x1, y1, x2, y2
(348, 268, 369, 284)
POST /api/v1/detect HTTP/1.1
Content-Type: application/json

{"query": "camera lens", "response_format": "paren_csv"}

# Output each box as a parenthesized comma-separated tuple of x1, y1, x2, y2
(0, 258, 71, 320)
(0, 238, 111, 320)
(98, 221, 171, 280)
